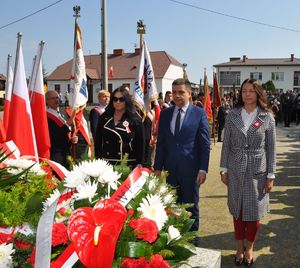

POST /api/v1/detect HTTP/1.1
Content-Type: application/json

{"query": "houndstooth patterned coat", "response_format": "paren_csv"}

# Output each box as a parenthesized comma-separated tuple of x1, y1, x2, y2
(220, 107, 276, 221)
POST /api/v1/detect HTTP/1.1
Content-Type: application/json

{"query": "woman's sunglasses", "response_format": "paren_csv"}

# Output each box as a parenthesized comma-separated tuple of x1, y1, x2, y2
(112, 96, 125, 102)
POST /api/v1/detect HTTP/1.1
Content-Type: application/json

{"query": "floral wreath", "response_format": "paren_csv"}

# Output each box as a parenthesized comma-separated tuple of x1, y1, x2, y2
(0, 157, 197, 267)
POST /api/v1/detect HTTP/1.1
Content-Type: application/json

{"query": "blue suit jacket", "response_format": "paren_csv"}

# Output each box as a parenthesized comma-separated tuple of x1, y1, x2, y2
(154, 104, 210, 183)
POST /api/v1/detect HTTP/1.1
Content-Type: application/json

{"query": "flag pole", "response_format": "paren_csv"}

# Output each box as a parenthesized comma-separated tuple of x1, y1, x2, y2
(101, 0, 108, 89)
(29, 41, 45, 102)
(6, 54, 12, 95)
(212, 72, 216, 145)
(12, 33, 23, 95)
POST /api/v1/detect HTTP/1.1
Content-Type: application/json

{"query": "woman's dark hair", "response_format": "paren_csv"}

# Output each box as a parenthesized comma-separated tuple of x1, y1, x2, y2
(105, 85, 135, 118)
(236, 78, 271, 112)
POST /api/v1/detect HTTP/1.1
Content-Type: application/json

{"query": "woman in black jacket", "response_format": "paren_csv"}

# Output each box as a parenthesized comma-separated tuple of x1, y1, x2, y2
(95, 86, 145, 167)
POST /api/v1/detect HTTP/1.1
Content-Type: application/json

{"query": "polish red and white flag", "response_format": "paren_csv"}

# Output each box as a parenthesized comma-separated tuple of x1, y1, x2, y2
(6, 34, 38, 160)
(29, 42, 50, 159)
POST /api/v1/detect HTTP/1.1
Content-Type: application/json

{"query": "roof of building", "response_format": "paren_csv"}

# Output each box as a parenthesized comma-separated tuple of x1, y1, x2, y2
(0, 74, 6, 81)
(47, 49, 182, 81)
(214, 55, 300, 67)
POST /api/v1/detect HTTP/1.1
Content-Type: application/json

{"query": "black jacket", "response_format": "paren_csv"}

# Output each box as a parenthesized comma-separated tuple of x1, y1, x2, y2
(95, 111, 145, 167)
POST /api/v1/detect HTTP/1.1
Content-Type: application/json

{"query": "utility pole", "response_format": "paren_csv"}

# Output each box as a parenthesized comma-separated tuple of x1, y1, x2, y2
(101, 0, 108, 90)
(137, 19, 146, 50)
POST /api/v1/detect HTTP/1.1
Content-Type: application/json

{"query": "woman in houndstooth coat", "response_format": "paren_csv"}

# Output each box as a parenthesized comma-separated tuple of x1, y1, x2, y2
(220, 78, 276, 266)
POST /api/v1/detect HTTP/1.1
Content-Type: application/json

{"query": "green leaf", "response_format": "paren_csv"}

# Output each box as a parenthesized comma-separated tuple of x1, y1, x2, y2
(25, 192, 43, 214)
(152, 233, 168, 252)
(180, 219, 195, 233)
(115, 241, 152, 258)
(73, 198, 93, 209)
(169, 244, 196, 260)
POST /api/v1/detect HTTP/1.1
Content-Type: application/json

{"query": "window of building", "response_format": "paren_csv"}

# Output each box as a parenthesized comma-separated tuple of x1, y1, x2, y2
(122, 83, 130, 90)
(271, 72, 284, 81)
(54, 84, 61, 92)
(220, 71, 241, 85)
(294, 71, 300, 86)
(67, 84, 70, 93)
(250, 72, 262, 81)
(108, 83, 113, 93)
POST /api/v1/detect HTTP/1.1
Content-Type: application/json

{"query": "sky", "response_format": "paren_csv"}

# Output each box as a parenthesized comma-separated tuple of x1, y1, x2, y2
(1, 0, 300, 87)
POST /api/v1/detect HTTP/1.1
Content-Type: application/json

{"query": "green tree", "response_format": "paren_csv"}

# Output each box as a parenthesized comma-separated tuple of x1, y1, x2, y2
(262, 80, 276, 93)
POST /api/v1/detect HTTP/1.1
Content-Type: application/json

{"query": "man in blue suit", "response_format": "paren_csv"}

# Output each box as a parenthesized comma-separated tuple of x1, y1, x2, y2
(154, 78, 210, 246)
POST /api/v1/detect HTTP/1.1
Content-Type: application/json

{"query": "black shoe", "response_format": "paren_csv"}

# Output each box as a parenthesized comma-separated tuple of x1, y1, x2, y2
(244, 258, 253, 267)
(191, 236, 201, 247)
(234, 256, 244, 266)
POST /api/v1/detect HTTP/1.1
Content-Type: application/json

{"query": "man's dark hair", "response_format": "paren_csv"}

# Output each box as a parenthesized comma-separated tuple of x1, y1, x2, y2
(172, 78, 191, 89)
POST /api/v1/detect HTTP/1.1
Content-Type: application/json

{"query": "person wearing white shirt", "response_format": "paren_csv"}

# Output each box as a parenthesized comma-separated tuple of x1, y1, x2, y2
(220, 79, 276, 266)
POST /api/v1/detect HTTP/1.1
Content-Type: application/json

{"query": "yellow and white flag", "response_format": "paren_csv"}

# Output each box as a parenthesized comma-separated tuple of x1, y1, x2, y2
(69, 21, 88, 110)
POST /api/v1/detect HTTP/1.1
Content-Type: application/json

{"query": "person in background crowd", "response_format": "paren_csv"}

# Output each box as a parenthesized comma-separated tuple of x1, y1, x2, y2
(89, 89, 110, 141)
(271, 99, 280, 126)
(195, 92, 204, 108)
(216, 98, 229, 142)
(46, 90, 78, 168)
(95, 86, 145, 167)
(65, 106, 91, 160)
(220, 78, 276, 266)
(294, 90, 300, 125)
(282, 91, 293, 127)
(154, 78, 210, 247)
(164, 90, 174, 107)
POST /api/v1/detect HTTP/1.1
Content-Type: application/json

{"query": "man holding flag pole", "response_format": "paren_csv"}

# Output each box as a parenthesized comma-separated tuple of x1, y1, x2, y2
(68, 6, 91, 160)
(130, 40, 161, 167)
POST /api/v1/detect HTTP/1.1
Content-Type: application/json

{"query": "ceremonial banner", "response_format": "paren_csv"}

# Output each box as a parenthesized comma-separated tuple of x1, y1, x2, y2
(3, 55, 13, 132)
(29, 42, 51, 159)
(69, 21, 88, 110)
(131, 41, 160, 119)
(213, 72, 221, 109)
(203, 71, 213, 123)
(6, 34, 38, 159)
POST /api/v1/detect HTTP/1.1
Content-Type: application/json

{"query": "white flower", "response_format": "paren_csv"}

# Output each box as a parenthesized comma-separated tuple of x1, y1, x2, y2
(64, 166, 87, 188)
(168, 225, 181, 241)
(147, 178, 158, 191)
(163, 193, 175, 205)
(98, 168, 121, 190)
(5, 158, 45, 175)
(42, 189, 61, 211)
(79, 159, 110, 178)
(0, 243, 15, 268)
(73, 180, 98, 202)
(138, 194, 168, 230)
(158, 185, 168, 195)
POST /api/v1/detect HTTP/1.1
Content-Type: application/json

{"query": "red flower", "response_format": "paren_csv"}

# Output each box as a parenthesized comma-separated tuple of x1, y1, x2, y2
(128, 209, 135, 216)
(165, 209, 178, 217)
(52, 223, 68, 247)
(129, 218, 158, 243)
(27, 246, 36, 267)
(122, 257, 149, 268)
(149, 254, 170, 268)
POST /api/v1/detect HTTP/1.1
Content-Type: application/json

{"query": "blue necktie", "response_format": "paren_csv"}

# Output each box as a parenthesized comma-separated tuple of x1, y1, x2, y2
(175, 108, 182, 137)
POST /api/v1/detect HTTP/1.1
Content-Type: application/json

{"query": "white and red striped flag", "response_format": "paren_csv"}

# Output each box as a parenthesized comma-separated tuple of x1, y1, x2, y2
(29, 41, 51, 159)
(69, 21, 88, 110)
(3, 54, 14, 132)
(6, 33, 38, 159)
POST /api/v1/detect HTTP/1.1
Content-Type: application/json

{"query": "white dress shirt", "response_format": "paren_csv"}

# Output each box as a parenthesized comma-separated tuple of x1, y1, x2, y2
(220, 107, 275, 179)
